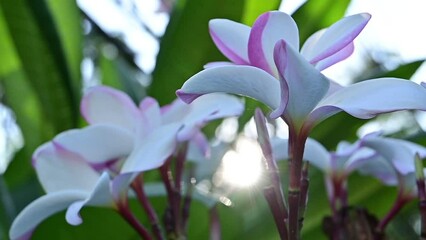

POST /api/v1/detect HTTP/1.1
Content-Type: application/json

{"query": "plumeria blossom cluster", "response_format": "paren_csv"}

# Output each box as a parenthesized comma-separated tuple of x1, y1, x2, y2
(9, 9, 426, 240)
(177, 10, 426, 239)
(271, 132, 426, 237)
(9, 86, 244, 240)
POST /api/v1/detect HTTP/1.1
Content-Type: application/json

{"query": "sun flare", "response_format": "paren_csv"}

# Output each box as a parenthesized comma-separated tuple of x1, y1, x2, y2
(220, 137, 263, 188)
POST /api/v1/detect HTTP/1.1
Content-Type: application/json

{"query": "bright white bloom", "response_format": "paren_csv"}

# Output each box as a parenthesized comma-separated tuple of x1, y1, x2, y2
(10, 86, 244, 240)
(177, 11, 426, 135)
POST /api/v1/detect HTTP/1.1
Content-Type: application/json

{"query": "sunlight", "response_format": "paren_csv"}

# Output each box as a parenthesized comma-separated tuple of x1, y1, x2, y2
(220, 137, 263, 188)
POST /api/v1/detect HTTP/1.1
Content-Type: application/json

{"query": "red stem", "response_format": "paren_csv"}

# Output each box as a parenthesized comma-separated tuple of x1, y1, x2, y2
(132, 176, 164, 240)
(117, 200, 152, 239)
(287, 128, 308, 240)
(174, 143, 189, 193)
(298, 161, 309, 230)
(159, 159, 182, 237)
(209, 205, 221, 240)
(254, 108, 289, 238)
(417, 178, 426, 239)
(377, 193, 409, 232)
(264, 187, 289, 240)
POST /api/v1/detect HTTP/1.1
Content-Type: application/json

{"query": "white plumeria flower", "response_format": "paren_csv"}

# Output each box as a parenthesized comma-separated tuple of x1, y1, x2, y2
(177, 11, 426, 135)
(206, 11, 370, 73)
(10, 86, 244, 240)
(273, 133, 426, 184)
(354, 133, 426, 197)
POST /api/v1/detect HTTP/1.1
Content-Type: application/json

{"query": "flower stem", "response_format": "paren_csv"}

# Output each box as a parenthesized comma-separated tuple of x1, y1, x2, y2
(287, 128, 308, 240)
(263, 186, 289, 240)
(132, 175, 164, 240)
(181, 167, 194, 233)
(254, 109, 289, 239)
(209, 205, 221, 240)
(117, 198, 152, 239)
(174, 142, 189, 193)
(159, 158, 183, 238)
(298, 161, 309, 230)
(418, 179, 426, 239)
(376, 192, 409, 233)
(415, 154, 426, 239)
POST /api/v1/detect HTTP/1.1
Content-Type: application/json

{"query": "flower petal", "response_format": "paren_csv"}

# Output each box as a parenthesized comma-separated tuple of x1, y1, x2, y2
(314, 43, 354, 71)
(204, 61, 235, 69)
(9, 190, 88, 240)
(209, 19, 250, 65)
(274, 40, 330, 123)
(33, 142, 100, 193)
(111, 172, 138, 201)
(343, 147, 377, 172)
(356, 155, 398, 185)
(301, 29, 355, 70)
(81, 86, 141, 131)
(121, 123, 181, 173)
(300, 29, 325, 59)
(139, 97, 162, 130)
(188, 130, 210, 158)
(306, 13, 371, 64)
(65, 172, 114, 225)
(176, 93, 244, 140)
(248, 11, 299, 76)
(53, 124, 134, 166)
(361, 136, 422, 174)
(310, 78, 426, 125)
(176, 65, 281, 112)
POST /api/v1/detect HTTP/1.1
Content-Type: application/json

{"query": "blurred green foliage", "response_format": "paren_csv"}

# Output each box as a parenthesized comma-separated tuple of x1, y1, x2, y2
(0, 0, 424, 239)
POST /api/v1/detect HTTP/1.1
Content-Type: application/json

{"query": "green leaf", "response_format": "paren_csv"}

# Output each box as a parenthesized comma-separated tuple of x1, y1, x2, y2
(46, 0, 83, 95)
(0, 8, 19, 76)
(241, 0, 281, 25)
(149, 0, 246, 105)
(0, 0, 79, 132)
(2, 70, 47, 188)
(360, 60, 425, 81)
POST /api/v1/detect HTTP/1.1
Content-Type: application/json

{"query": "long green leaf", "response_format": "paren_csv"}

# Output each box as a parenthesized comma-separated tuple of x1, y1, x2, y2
(0, 0, 79, 132)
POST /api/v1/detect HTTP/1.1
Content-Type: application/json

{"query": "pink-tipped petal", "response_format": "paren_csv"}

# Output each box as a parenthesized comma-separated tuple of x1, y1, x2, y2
(177, 65, 281, 111)
(361, 136, 426, 174)
(356, 156, 398, 185)
(209, 19, 250, 64)
(274, 40, 330, 123)
(81, 86, 141, 131)
(65, 172, 114, 225)
(121, 123, 181, 173)
(34, 142, 100, 193)
(307, 13, 371, 64)
(9, 191, 88, 240)
(308, 13, 371, 64)
(248, 11, 299, 76)
(311, 78, 426, 126)
(314, 42, 354, 71)
(53, 125, 134, 165)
